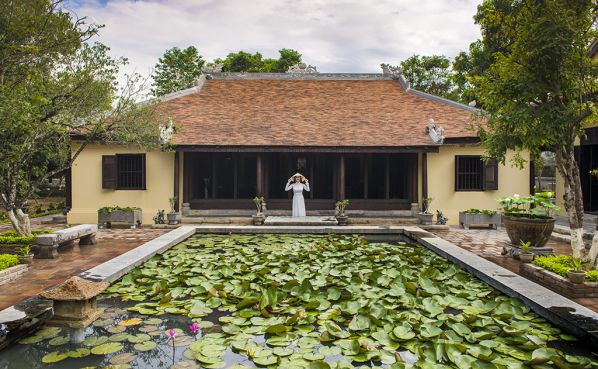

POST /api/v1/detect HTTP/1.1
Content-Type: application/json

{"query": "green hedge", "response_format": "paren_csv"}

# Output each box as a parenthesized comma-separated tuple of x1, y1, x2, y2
(0, 229, 55, 245)
(0, 254, 19, 271)
(532, 255, 598, 281)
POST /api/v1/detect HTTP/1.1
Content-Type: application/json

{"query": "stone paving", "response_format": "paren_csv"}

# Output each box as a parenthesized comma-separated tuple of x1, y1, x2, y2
(430, 226, 598, 312)
(0, 227, 169, 310)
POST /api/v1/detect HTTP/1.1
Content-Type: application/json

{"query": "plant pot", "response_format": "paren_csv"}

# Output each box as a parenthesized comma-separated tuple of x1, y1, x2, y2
(503, 215, 555, 248)
(519, 252, 534, 263)
(336, 215, 349, 226)
(252, 215, 265, 225)
(167, 212, 181, 225)
(418, 212, 434, 225)
(18, 254, 34, 265)
(568, 270, 585, 284)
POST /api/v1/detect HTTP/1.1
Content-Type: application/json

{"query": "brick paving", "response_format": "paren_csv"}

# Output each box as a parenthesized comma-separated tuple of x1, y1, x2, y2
(0, 227, 169, 311)
(430, 227, 598, 312)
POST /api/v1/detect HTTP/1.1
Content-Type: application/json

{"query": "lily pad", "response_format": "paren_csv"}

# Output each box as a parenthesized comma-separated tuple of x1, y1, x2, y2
(134, 340, 157, 351)
(91, 342, 124, 355)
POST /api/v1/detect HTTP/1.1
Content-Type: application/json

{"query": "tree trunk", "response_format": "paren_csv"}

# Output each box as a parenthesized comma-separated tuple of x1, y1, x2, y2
(555, 145, 595, 262)
(7, 208, 32, 236)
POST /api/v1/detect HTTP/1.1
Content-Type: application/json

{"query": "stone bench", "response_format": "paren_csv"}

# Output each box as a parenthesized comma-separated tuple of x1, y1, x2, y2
(33, 224, 98, 259)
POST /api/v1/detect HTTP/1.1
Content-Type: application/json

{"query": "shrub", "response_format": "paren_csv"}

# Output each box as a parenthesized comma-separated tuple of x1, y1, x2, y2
(463, 208, 497, 215)
(532, 255, 598, 280)
(98, 206, 140, 214)
(0, 254, 19, 271)
(586, 271, 598, 282)
(0, 229, 55, 245)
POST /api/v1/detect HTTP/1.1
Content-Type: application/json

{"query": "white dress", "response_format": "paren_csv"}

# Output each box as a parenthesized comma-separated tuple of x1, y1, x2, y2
(285, 181, 310, 217)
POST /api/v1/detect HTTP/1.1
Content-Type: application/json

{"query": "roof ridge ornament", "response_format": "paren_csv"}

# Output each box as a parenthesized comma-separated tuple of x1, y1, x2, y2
(426, 119, 445, 144)
(380, 63, 410, 90)
(286, 63, 319, 74)
(201, 63, 223, 74)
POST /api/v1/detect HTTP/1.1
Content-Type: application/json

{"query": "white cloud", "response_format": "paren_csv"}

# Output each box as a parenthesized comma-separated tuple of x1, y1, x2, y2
(70, 0, 482, 80)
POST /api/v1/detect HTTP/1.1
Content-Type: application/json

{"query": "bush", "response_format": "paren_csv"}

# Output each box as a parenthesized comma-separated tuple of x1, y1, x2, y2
(532, 255, 598, 280)
(463, 208, 497, 215)
(0, 254, 19, 271)
(0, 229, 55, 245)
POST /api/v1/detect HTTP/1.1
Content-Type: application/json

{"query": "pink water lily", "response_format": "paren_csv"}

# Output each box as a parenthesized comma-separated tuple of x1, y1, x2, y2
(190, 323, 199, 334)
(168, 328, 177, 339)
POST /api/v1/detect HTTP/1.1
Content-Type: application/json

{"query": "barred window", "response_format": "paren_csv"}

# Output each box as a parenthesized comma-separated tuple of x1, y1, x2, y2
(455, 156, 498, 191)
(102, 154, 146, 190)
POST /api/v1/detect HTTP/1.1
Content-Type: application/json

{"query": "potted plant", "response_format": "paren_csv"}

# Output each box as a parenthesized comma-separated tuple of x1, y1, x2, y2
(519, 240, 534, 263)
(335, 199, 350, 226)
(167, 197, 181, 225)
(98, 206, 142, 228)
(252, 196, 265, 225)
(497, 192, 560, 247)
(18, 245, 34, 264)
(459, 209, 501, 229)
(418, 197, 434, 225)
(567, 257, 585, 284)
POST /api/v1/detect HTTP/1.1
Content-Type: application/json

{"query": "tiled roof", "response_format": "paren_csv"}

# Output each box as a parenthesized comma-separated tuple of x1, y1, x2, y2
(162, 74, 479, 147)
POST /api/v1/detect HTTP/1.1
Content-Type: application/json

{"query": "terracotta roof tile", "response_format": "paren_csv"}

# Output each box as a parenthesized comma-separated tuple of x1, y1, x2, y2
(162, 76, 478, 147)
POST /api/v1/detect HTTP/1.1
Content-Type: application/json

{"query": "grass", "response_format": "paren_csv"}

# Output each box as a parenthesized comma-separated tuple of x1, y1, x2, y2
(0, 254, 19, 271)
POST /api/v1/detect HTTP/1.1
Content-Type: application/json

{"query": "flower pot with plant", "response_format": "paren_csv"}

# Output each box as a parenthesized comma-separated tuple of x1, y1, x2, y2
(18, 245, 34, 264)
(519, 240, 534, 263)
(418, 197, 434, 225)
(567, 257, 586, 284)
(166, 197, 181, 225)
(335, 199, 350, 225)
(497, 192, 559, 247)
(252, 196, 266, 225)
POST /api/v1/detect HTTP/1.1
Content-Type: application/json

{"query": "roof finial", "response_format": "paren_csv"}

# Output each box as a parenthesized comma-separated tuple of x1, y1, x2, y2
(426, 119, 445, 144)
(201, 63, 223, 74)
(286, 63, 319, 74)
(380, 63, 410, 90)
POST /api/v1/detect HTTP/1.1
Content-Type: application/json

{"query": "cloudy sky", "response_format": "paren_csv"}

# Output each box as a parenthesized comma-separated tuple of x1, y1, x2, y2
(69, 0, 483, 79)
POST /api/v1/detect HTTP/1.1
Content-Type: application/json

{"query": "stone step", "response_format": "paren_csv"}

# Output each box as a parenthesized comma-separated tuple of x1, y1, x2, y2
(181, 216, 419, 226)
(186, 209, 414, 217)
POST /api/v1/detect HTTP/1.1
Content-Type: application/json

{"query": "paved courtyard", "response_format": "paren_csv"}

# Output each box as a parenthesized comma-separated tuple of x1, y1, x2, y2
(0, 226, 169, 310)
(430, 226, 598, 312)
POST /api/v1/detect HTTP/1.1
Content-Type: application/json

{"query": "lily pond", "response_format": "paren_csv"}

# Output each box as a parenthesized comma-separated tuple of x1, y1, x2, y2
(3, 234, 597, 369)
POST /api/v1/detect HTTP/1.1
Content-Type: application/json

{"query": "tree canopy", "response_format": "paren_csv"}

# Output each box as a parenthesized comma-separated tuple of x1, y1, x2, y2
(474, 0, 597, 261)
(151, 46, 204, 97)
(0, 0, 164, 235)
(215, 48, 302, 73)
(399, 55, 458, 100)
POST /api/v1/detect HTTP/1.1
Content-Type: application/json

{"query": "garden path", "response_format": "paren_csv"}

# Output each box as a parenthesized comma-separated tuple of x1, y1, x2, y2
(0, 228, 169, 310)
(430, 227, 598, 313)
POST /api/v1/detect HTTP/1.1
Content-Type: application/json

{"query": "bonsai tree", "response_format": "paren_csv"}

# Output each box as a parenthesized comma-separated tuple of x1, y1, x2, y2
(422, 198, 433, 214)
(168, 197, 178, 214)
(335, 199, 350, 217)
(253, 196, 265, 216)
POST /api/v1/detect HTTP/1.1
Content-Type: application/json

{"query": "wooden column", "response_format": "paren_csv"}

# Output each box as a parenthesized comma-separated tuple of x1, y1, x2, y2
(339, 155, 346, 200)
(256, 153, 264, 196)
(174, 151, 180, 211)
(422, 152, 428, 200)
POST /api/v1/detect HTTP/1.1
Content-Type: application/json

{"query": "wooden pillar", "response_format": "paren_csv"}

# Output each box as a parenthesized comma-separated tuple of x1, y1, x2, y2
(174, 151, 180, 211)
(257, 153, 264, 196)
(339, 155, 346, 200)
(422, 152, 428, 200)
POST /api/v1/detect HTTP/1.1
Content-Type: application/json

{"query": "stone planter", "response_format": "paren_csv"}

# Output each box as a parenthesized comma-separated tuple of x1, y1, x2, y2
(568, 270, 585, 284)
(98, 209, 142, 228)
(336, 215, 349, 226)
(252, 214, 265, 225)
(503, 215, 555, 247)
(167, 212, 181, 225)
(18, 254, 34, 265)
(418, 212, 434, 225)
(459, 212, 501, 229)
(519, 253, 534, 263)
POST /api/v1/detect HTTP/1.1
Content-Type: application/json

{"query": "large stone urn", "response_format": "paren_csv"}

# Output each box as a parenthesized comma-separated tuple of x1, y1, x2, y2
(503, 215, 555, 247)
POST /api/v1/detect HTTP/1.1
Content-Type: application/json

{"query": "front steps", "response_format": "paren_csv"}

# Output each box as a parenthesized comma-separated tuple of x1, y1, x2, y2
(181, 210, 419, 226)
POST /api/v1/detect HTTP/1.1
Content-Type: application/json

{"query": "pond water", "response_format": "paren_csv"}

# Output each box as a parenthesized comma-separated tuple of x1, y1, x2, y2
(1, 234, 596, 369)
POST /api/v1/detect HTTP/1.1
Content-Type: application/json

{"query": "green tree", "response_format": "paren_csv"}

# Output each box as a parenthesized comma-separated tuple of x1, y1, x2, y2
(151, 46, 204, 96)
(213, 49, 302, 73)
(475, 0, 597, 261)
(400, 55, 457, 100)
(0, 0, 164, 235)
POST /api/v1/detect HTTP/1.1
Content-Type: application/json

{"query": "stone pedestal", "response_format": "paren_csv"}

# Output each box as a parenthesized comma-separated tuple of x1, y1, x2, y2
(182, 203, 191, 217)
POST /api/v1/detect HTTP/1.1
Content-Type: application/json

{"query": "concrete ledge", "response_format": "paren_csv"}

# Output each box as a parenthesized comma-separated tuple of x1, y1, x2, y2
(79, 225, 196, 283)
(415, 234, 598, 345)
(0, 264, 28, 287)
(192, 224, 421, 235)
(0, 296, 53, 351)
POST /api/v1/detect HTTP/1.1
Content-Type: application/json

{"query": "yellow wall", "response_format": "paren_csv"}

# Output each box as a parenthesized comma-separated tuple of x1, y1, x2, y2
(68, 144, 175, 225)
(427, 145, 530, 225)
